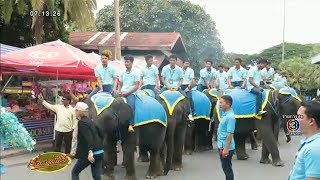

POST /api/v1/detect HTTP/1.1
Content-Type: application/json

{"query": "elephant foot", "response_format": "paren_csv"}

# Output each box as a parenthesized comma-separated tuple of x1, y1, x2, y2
(259, 158, 272, 164)
(137, 156, 150, 162)
(184, 150, 193, 155)
(172, 164, 182, 171)
(103, 174, 115, 180)
(146, 169, 164, 179)
(205, 145, 213, 151)
(286, 136, 291, 143)
(272, 160, 285, 167)
(251, 144, 258, 150)
(123, 175, 137, 180)
(237, 154, 249, 160)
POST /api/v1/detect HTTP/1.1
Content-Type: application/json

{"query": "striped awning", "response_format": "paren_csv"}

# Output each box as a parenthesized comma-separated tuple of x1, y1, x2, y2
(0, 43, 22, 54)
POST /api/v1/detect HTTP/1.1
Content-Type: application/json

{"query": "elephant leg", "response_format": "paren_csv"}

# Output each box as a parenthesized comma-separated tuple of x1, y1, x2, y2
(138, 145, 150, 162)
(184, 121, 194, 155)
(256, 121, 284, 167)
(259, 142, 271, 164)
(164, 121, 175, 175)
(281, 119, 291, 143)
(160, 142, 167, 172)
(234, 133, 249, 160)
(194, 120, 207, 152)
(206, 121, 214, 150)
(122, 131, 137, 180)
(173, 121, 187, 171)
(146, 148, 163, 179)
(103, 134, 117, 179)
(249, 131, 258, 150)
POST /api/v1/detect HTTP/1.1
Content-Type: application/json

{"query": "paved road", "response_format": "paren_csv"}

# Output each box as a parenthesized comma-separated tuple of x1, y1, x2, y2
(1, 131, 300, 180)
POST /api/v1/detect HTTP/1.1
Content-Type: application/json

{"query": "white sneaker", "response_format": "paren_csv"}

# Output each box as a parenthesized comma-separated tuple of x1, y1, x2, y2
(257, 110, 267, 115)
(188, 114, 194, 121)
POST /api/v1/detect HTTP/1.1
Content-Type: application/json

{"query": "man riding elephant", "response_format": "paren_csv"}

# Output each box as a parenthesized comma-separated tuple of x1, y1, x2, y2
(140, 55, 160, 95)
(261, 61, 275, 87)
(227, 58, 247, 89)
(158, 54, 194, 120)
(197, 60, 218, 92)
(118, 55, 140, 132)
(246, 59, 269, 116)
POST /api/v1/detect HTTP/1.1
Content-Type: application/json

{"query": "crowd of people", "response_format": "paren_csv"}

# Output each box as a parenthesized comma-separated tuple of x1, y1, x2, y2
(35, 50, 319, 180)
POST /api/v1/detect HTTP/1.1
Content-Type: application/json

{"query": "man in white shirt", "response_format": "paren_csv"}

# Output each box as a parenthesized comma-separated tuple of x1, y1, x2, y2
(246, 59, 268, 115)
(217, 65, 228, 91)
(140, 55, 160, 94)
(273, 68, 282, 82)
(261, 61, 275, 87)
(181, 59, 196, 117)
(38, 94, 77, 154)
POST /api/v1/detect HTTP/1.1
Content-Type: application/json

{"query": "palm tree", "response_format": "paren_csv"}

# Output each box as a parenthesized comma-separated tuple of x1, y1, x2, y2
(1, 0, 97, 44)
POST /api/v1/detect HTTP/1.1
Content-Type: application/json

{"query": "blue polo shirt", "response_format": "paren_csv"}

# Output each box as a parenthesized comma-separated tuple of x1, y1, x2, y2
(217, 109, 236, 151)
(289, 133, 320, 180)
(198, 67, 217, 86)
(119, 70, 140, 94)
(94, 65, 117, 85)
(246, 65, 263, 91)
(161, 65, 184, 89)
(261, 68, 275, 82)
(182, 67, 195, 85)
(141, 64, 159, 86)
(227, 66, 247, 82)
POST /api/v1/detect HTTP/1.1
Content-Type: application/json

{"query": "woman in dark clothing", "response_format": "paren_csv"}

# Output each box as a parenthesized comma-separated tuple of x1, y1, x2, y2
(72, 102, 104, 180)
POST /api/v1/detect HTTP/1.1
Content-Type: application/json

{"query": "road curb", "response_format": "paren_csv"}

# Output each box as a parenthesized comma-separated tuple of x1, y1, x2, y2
(0, 141, 53, 159)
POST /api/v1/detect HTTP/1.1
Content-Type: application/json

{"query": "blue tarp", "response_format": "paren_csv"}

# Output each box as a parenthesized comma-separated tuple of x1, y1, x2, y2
(0, 43, 22, 55)
(191, 90, 211, 120)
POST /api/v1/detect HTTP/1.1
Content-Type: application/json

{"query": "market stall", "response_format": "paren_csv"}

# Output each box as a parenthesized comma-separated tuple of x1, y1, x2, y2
(0, 40, 99, 147)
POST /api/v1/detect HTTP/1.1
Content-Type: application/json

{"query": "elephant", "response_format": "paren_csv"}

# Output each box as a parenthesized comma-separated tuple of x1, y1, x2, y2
(156, 90, 190, 175)
(184, 89, 214, 154)
(83, 93, 136, 180)
(213, 88, 301, 166)
(84, 92, 167, 180)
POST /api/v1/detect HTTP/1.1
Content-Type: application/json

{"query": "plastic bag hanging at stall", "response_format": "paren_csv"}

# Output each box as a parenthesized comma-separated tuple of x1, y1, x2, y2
(0, 107, 36, 151)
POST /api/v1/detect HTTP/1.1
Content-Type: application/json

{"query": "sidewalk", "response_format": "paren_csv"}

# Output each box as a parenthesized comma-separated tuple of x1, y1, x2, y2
(0, 141, 53, 159)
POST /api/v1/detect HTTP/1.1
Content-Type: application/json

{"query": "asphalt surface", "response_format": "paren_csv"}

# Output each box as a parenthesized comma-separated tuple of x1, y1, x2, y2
(1, 131, 301, 180)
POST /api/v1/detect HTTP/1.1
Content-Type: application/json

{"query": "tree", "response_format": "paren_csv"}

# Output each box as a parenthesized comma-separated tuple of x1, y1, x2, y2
(279, 57, 320, 92)
(96, 0, 224, 75)
(1, 0, 96, 44)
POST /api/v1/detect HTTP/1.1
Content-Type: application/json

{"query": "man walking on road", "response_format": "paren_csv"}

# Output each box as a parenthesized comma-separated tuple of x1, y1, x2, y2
(217, 95, 236, 180)
(289, 100, 320, 180)
(38, 94, 76, 154)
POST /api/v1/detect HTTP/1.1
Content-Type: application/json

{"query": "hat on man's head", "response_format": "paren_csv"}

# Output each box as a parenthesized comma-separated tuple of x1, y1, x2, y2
(74, 102, 88, 111)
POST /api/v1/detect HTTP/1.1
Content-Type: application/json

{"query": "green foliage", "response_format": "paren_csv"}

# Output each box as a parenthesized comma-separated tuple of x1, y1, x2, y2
(279, 58, 320, 91)
(96, 0, 224, 75)
(222, 53, 253, 67)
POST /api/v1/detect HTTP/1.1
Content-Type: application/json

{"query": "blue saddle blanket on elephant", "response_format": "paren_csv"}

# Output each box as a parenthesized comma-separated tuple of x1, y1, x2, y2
(134, 93, 167, 127)
(206, 88, 220, 99)
(159, 90, 186, 115)
(191, 90, 211, 120)
(91, 93, 114, 115)
(215, 89, 270, 121)
(270, 82, 286, 90)
(279, 87, 302, 101)
(138, 89, 156, 98)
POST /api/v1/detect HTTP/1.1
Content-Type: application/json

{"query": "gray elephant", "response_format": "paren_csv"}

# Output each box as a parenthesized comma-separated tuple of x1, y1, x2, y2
(157, 90, 190, 175)
(184, 89, 213, 154)
(213, 87, 301, 166)
(84, 92, 167, 180)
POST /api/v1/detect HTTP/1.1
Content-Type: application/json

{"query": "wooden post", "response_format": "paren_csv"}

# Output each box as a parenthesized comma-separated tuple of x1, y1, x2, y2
(114, 0, 121, 61)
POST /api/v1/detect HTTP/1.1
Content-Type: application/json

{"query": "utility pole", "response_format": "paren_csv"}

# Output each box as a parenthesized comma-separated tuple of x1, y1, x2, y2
(114, 0, 121, 60)
(281, 0, 286, 61)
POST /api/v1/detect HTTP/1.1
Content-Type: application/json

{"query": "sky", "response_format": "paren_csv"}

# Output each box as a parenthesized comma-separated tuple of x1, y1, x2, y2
(94, 0, 320, 54)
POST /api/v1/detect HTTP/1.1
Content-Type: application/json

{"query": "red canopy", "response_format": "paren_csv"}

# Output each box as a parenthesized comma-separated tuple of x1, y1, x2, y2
(0, 40, 98, 79)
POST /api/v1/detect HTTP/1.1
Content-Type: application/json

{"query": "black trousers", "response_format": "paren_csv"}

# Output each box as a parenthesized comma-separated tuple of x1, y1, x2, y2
(219, 149, 234, 180)
(54, 130, 73, 154)
(72, 154, 103, 180)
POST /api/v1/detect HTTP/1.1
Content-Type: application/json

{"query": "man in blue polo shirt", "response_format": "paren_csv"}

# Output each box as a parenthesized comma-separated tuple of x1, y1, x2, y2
(227, 58, 247, 89)
(289, 100, 320, 180)
(246, 59, 268, 115)
(140, 55, 160, 94)
(181, 59, 196, 117)
(217, 95, 236, 180)
(118, 55, 140, 132)
(158, 54, 194, 120)
(261, 61, 275, 87)
(91, 51, 117, 96)
(197, 60, 218, 92)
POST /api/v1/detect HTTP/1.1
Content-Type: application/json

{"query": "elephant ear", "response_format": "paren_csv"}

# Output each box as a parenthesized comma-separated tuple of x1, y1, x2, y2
(115, 98, 133, 125)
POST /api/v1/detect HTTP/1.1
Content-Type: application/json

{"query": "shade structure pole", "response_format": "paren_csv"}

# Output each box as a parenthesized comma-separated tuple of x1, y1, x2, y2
(53, 69, 59, 141)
